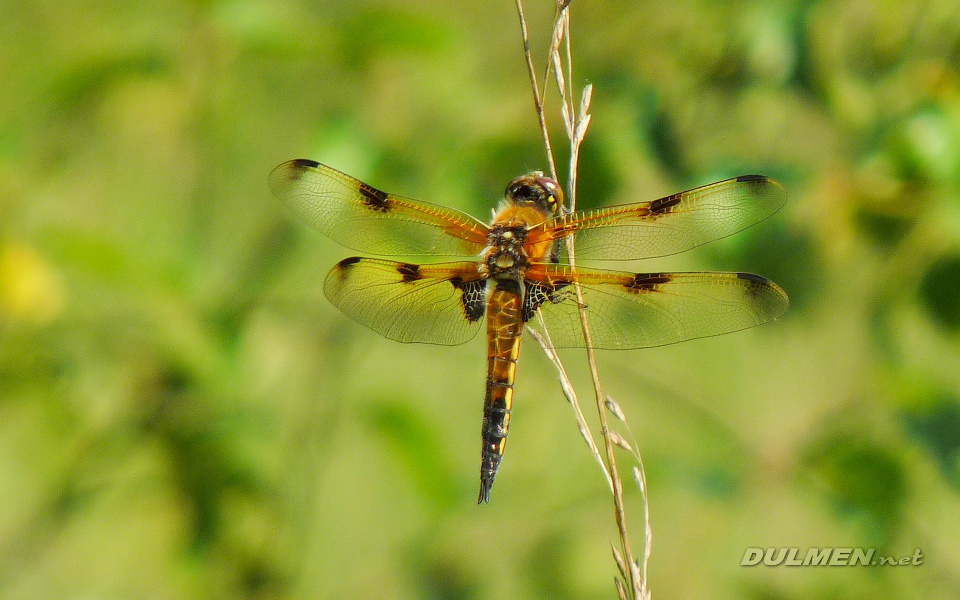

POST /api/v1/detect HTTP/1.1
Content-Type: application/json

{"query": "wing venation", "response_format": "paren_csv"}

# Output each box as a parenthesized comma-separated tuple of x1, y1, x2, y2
(524, 263, 788, 349)
(324, 258, 487, 345)
(270, 160, 489, 256)
(527, 175, 786, 260)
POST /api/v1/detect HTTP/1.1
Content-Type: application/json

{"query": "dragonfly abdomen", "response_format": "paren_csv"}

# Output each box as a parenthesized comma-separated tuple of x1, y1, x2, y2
(479, 280, 525, 503)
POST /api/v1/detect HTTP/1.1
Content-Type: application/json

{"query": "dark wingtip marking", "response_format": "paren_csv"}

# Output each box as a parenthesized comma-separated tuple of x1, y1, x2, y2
(629, 272, 673, 291)
(736, 272, 788, 307)
(736, 174, 767, 183)
(736, 272, 770, 284)
(336, 256, 363, 269)
(292, 158, 320, 169)
(272, 159, 319, 186)
(397, 262, 421, 283)
(330, 257, 362, 284)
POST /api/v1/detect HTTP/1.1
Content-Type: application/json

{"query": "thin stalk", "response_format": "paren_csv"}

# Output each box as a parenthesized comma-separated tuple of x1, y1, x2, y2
(514, 2, 649, 597)
(548, 7, 641, 598)
(514, 0, 558, 179)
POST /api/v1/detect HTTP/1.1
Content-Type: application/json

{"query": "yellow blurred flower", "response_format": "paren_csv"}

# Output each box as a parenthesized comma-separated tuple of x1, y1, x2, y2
(0, 241, 64, 325)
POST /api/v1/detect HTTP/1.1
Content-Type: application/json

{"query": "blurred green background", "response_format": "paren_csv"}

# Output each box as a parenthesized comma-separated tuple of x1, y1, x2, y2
(2, 0, 960, 598)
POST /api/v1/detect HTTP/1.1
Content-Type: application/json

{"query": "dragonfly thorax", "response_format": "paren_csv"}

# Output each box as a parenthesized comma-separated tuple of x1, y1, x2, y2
(482, 223, 530, 277)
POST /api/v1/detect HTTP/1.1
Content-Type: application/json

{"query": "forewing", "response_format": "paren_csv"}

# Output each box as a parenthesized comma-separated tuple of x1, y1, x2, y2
(524, 263, 788, 349)
(526, 175, 786, 260)
(270, 160, 489, 256)
(324, 258, 487, 345)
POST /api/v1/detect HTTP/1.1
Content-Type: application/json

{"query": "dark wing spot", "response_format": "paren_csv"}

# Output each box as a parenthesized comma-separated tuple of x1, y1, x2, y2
(336, 256, 362, 268)
(359, 182, 391, 212)
(735, 175, 770, 195)
(523, 282, 550, 321)
(737, 175, 772, 194)
(649, 193, 682, 215)
(331, 256, 363, 283)
(451, 277, 486, 322)
(279, 159, 320, 183)
(736, 271, 769, 284)
(628, 272, 672, 292)
(397, 263, 421, 283)
(736, 272, 774, 300)
(292, 158, 320, 169)
(522, 280, 571, 321)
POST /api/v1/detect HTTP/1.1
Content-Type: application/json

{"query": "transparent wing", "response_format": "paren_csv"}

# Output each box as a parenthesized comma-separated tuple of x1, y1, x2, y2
(524, 263, 788, 349)
(324, 257, 487, 345)
(526, 175, 786, 261)
(270, 160, 489, 256)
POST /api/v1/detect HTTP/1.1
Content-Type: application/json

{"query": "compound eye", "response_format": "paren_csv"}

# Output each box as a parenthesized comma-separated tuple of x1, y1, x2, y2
(505, 180, 531, 200)
(546, 188, 563, 212)
(540, 179, 562, 202)
(517, 185, 537, 200)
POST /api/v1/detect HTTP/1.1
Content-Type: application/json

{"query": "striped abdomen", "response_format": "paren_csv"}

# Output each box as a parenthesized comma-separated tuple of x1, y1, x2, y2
(478, 278, 525, 503)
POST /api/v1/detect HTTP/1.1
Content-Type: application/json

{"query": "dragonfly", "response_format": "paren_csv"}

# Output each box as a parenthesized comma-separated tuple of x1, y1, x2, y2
(269, 159, 788, 503)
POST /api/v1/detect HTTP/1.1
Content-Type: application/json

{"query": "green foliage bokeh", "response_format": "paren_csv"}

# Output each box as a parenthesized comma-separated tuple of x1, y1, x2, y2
(1, 1, 959, 599)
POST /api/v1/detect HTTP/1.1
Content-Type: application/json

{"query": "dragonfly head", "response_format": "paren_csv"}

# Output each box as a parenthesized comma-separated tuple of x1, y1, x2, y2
(504, 172, 564, 217)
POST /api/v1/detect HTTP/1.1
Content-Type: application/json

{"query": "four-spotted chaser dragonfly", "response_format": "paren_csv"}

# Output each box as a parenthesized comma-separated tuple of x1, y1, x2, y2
(269, 159, 788, 503)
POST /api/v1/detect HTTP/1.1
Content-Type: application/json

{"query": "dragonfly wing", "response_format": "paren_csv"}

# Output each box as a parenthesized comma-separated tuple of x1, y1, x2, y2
(527, 175, 786, 261)
(524, 263, 788, 349)
(324, 258, 487, 345)
(270, 160, 489, 256)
